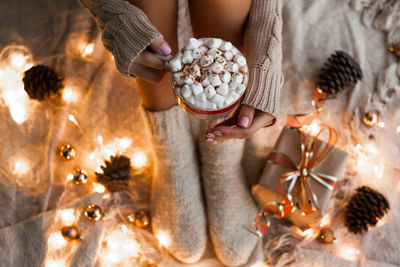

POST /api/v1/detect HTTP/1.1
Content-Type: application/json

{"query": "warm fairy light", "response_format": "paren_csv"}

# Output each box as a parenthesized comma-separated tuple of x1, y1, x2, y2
(48, 232, 67, 249)
(396, 126, 400, 134)
(295, 227, 316, 240)
(354, 144, 362, 151)
(377, 121, 385, 128)
(376, 216, 387, 227)
(68, 114, 78, 125)
(1, 83, 29, 124)
(156, 231, 171, 247)
(320, 215, 331, 227)
(364, 143, 378, 155)
(82, 43, 94, 57)
(62, 87, 78, 104)
(45, 260, 66, 267)
(93, 182, 106, 193)
(339, 246, 359, 261)
(97, 135, 103, 144)
(102, 229, 140, 265)
(58, 209, 76, 225)
(10, 53, 26, 70)
(66, 173, 74, 181)
(96, 165, 103, 173)
(121, 224, 128, 233)
(12, 159, 29, 175)
(251, 262, 268, 267)
(302, 120, 321, 136)
(373, 163, 384, 179)
(131, 151, 147, 168)
(115, 137, 132, 150)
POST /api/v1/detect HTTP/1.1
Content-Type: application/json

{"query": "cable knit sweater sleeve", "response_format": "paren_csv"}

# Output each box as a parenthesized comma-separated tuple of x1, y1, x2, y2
(242, 0, 284, 118)
(79, 0, 162, 77)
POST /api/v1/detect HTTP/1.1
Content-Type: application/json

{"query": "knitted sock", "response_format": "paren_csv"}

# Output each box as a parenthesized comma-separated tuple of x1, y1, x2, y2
(142, 106, 207, 263)
(199, 120, 259, 266)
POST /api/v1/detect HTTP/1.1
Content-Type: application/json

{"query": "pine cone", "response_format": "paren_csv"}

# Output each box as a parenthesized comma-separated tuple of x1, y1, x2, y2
(318, 51, 363, 96)
(95, 155, 131, 192)
(23, 64, 64, 101)
(344, 186, 390, 234)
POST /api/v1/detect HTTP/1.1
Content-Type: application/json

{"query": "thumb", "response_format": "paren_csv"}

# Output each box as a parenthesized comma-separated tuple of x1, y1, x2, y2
(237, 105, 255, 128)
(149, 38, 172, 56)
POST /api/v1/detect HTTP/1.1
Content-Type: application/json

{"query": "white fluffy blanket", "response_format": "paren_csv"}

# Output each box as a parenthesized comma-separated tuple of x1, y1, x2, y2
(0, 0, 399, 266)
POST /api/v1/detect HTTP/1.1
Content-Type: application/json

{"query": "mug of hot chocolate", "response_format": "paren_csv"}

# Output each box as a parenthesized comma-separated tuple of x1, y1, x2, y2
(167, 38, 248, 119)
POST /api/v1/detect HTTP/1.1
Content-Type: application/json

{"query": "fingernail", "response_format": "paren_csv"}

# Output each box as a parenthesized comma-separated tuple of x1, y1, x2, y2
(239, 116, 250, 128)
(206, 138, 214, 142)
(206, 133, 216, 138)
(213, 131, 223, 136)
(160, 43, 171, 56)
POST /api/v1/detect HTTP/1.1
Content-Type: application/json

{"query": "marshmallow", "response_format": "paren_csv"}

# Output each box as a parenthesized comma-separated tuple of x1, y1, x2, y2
(205, 85, 216, 99)
(186, 95, 195, 105)
(208, 38, 223, 49)
(220, 71, 231, 83)
(186, 38, 202, 50)
(243, 74, 248, 85)
(223, 51, 234, 61)
(206, 101, 217, 110)
(200, 55, 213, 67)
(189, 63, 201, 77)
(199, 46, 208, 54)
(240, 65, 248, 73)
(207, 48, 222, 58)
(191, 83, 203, 96)
(215, 56, 227, 66)
(216, 83, 229, 96)
(220, 41, 233, 51)
(192, 48, 203, 60)
(210, 62, 224, 73)
(181, 84, 192, 98)
(208, 74, 222, 87)
(201, 76, 211, 86)
(184, 76, 194, 85)
(236, 84, 246, 94)
(225, 92, 240, 105)
(231, 47, 240, 55)
(225, 62, 239, 72)
(211, 94, 225, 107)
(231, 73, 243, 84)
(229, 82, 238, 91)
(234, 54, 246, 66)
(182, 50, 194, 64)
(173, 72, 185, 86)
(170, 58, 182, 72)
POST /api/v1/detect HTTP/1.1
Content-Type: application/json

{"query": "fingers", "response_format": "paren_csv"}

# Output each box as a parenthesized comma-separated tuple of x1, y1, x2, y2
(149, 38, 172, 56)
(205, 110, 275, 141)
(129, 63, 165, 83)
(133, 50, 166, 70)
(237, 105, 255, 128)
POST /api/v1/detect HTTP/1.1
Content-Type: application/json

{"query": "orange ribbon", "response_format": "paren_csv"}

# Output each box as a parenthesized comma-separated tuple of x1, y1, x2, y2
(246, 88, 339, 237)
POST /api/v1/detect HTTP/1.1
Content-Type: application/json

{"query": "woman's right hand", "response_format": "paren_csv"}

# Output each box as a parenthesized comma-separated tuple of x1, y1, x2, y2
(129, 38, 172, 83)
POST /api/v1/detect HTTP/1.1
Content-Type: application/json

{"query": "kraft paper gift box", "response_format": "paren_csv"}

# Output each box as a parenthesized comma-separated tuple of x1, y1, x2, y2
(252, 127, 348, 227)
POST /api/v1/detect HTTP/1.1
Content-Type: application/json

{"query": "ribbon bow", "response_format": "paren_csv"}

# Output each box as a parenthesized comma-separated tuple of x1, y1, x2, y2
(246, 88, 339, 237)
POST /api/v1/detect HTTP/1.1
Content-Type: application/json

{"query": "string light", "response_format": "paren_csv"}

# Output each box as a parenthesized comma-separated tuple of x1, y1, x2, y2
(48, 232, 67, 250)
(251, 262, 268, 267)
(131, 151, 147, 168)
(338, 246, 359, 261)
(82, 43, 94, 57)
(12, 158, 29, 175)
(68, 114, 79, 126)
(295, 227, 316, 240)
(155, 231, 171, 247)
(92, 182, 106, 193)
(320, 214, 331, 227)
(101, 229, 140, 265)
(57, 209, 76, 225)
(396, 126, 400, 134)
(377, 121, 385, 128)
(115, 137, 131, 150)
(45, 260, 66, 267)
(10, 53, 26, 70)
(62, 87, 78, 104)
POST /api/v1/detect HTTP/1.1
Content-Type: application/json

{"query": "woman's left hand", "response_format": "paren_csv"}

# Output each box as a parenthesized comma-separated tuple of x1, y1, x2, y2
(204, 105, 275, 141)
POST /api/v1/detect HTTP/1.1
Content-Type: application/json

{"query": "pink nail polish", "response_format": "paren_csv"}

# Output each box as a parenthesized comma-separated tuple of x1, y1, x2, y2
(160, 43, 171, 56)
(206, 133, 216, 138)
(239, 116, 250, 128)
(206, 138, 214, 142)
(213, 131, 223, 136)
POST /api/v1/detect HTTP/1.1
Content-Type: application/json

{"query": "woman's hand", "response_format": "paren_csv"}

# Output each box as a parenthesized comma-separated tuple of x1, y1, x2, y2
(204, 105, 275, 141)
(129, 38, 172, 83)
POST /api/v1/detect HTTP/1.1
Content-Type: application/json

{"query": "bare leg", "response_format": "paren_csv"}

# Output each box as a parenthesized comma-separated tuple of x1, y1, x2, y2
(188, 0, 252, 51)
(128, 0, 178, 110)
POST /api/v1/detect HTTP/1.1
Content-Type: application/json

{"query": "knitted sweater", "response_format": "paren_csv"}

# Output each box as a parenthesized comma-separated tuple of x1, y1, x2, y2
(79, 0, 283, 117)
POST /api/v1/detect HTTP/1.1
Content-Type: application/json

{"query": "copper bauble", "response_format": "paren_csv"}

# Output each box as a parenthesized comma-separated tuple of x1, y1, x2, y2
(316, 227, 336, 244)
(84, 204, 104, 221)
(59, 144, 76, 160)
(73, 169, 88, 184)
(61, 225, 81, 241)
(127, 210, 150, 228)
(389, 42, 400, 58)
(362, 111, 379, 128)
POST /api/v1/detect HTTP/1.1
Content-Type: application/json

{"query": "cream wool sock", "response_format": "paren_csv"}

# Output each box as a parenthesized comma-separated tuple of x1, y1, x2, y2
(199, 121, 259, 266)
(142, 106, 207, 263)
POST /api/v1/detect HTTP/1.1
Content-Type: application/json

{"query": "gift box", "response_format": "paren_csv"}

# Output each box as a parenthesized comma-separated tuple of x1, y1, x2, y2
(252, 126, 348, 227)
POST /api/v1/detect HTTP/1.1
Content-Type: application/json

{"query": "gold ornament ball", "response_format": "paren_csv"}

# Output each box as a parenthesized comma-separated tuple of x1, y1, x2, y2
(73, 169, 88, 184)
(144, 263, 158, 267)
(316, 227, 336, 244)
(84, 204, 104, 221)
(61, 225, 81, 241)
(127, 210, 150, 228)
(59, 144, 76, 160)
(362, 111, 379, 128)
(389, 42, 400, 58)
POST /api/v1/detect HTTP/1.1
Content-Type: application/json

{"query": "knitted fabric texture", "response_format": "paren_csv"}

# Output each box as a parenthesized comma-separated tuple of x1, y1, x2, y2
(78, 0, 162, 77)
(243, 0, 284, 118)
(199, 120, 259, 266)
(141, 105, 207, 263)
